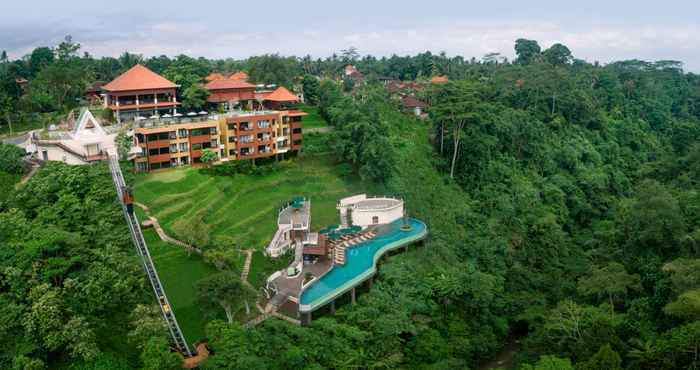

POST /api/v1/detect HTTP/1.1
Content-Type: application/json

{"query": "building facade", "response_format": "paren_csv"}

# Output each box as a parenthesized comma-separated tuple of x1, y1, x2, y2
(102, 64, 180, 123)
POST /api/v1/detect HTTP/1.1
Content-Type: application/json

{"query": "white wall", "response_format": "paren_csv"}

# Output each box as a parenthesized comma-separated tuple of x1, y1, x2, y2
(351, 203, 404, 228)
(37, 145, 87, 165)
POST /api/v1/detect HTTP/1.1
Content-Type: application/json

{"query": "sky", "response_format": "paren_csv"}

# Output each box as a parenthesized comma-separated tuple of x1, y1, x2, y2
(1, 0, 699, 71)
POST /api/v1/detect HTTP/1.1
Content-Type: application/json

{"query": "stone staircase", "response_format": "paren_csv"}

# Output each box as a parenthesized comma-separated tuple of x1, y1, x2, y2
(241, 249, 254, 283)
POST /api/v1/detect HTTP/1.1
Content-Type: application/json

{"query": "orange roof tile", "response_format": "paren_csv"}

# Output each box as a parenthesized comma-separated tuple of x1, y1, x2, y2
(431, 75, 449, 83)
(102, 64, 177, 92)
(264, 86, 298, 102)
(229, 71, 248, 80)
(204, 79, 256, 90)
(206, 73, 226, 81)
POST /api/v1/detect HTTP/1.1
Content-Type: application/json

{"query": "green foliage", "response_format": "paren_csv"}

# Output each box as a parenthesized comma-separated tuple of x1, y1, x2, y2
(0, 143, 25, 174)
(181, 84, 210, 111)
(521, 355, 574, 370)
(199, 148, 218, 167)
(195, 272, 255, 322)
(515, 38, 542, 64)
(302, 74, 321, 105)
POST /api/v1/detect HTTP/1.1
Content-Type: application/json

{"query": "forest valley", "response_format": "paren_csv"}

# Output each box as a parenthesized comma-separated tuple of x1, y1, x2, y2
(1, 38, 700, 369)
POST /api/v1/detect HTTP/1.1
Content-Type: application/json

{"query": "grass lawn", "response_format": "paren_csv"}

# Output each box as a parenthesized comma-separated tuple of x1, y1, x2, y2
(297, 104, 327, 129)
(145, 228, 221, 346)
(134, 154, 374, 253)
(0, 172, 21, 201)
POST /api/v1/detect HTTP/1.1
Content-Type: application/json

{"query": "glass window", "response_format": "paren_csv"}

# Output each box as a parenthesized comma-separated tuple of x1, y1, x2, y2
(148, 148, 158, 156)
(169, 144, 177, 152)
(159, 147, 169, 154)
(292, 128, 302, 134)
(192, 143, 203, 150)
(228, 136, 236, 143)
(179, 142, 189, 151)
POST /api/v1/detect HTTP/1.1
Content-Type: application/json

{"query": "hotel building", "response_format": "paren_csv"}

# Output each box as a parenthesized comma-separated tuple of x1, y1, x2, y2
(105, 66, 306, 171)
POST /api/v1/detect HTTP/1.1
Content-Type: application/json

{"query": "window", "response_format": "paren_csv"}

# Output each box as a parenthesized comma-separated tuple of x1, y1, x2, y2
(181, 156, 189, 165)
(178, 129, 188, 138)
(227, 123, 236, 130)
(228, 136, 236, 143)
(220, 149, 225, 157)
(292, 128, 302, 134)
(148, 148, 159, 156)
(240, 135, 253, 143)
(168, 131, 176, 140)
(147, 134, 159, 142)
(257, 120, 270, 129)
(282, 128, 289, 135)
(191, 128, 214, 136)
(202, 142, 212, 149)
(211, 139, 218, 147)
(293, 139, 302, 146)
(372, 216, 379, 224)
(159, 147, 170, 154)
(192, 143, 203, 150)
(228, 149, 236, 156)
(179, 142, 189, 152)
(169, 144, 177, 153)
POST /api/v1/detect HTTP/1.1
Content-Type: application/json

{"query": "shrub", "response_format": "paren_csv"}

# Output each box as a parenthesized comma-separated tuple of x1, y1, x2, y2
(0, 143, 25, 174)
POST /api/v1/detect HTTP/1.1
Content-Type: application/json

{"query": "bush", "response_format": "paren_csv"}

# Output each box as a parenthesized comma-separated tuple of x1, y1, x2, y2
(0, 143, 25, 174)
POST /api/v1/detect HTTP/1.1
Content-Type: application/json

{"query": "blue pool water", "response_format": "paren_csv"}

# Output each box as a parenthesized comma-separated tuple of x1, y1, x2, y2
(300, 218, 427, 310)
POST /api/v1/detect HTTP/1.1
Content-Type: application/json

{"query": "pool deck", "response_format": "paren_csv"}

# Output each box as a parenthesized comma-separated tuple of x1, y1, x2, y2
(270, 256, 333, 299)
(299, 218, 427, 315)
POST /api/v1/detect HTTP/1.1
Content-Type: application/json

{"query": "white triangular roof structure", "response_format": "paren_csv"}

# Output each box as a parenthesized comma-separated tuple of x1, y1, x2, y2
(71, 109, 107, 143)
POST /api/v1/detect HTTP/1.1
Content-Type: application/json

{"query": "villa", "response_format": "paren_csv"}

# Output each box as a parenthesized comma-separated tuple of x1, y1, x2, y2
(265, 194, 428, 325)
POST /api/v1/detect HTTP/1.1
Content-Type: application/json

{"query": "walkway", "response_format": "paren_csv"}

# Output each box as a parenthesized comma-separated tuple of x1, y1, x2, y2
(16, 163, 40, 188)
(240, 249, 254, 287)
(134, 202, 202, 254)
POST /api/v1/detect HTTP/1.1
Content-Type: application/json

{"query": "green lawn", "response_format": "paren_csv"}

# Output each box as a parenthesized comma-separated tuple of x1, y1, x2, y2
(134, 155, 372, 251)
(297, 104, 327, 129)
(145, 229, 221, 346)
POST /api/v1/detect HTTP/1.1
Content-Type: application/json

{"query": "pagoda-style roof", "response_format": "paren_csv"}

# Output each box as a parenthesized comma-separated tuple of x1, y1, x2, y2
(229, 71, 248, 80)
(264, 86, 299, 102)
(205, 73, 226, 81)
(204, 79, 256, 91)
(103, 64, 177, 92)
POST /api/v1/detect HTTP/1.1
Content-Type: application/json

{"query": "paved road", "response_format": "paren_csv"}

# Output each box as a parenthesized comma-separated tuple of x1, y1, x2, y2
(2, 133, 29, 145)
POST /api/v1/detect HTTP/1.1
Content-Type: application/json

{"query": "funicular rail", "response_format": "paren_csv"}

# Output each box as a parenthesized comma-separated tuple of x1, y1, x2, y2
(108, 156, 193, 357)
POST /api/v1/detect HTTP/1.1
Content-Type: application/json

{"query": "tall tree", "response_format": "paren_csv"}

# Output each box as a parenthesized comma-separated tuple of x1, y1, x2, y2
(515, 38, 542, 65)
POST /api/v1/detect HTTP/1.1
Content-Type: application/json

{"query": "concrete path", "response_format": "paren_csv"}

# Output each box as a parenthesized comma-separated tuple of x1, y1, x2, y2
(241, 249, 254, 284)
(305, 126, 333, 134)
(134, 202, 203, 254)
(16, 164, 40, 188)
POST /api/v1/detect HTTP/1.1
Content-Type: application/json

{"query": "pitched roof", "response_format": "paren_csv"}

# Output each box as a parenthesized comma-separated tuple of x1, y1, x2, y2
(402, 96, 429, 109)
(229, 71, 248, 80)
(102, 64, 177, 92)
(204, 79, 256, 90)
(205, 73, 226, 81)
(431, 75, 449, 83)
(264, 86, 299, 102)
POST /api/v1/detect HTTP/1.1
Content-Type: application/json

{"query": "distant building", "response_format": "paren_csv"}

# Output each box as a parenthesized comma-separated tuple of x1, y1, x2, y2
(204, 78, 257, 111)
(27, 109, 116, 164)
(102, 64, 180, 123)
(431, 75, 449, 83)
(401, 95, 429, 117)
(85, 81, 105, 105)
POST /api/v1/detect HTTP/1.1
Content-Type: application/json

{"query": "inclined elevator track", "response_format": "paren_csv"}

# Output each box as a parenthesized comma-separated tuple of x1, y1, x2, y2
(108, 156, 193, 357)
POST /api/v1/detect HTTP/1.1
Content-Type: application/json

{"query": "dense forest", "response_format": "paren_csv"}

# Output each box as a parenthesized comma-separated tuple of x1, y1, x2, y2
(1, 37, 700, 369)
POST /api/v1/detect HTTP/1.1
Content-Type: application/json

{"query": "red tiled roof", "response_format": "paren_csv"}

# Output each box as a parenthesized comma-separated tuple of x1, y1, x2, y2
(264, 86, 298, 102)
(431, 75, 449, 83)
(402, 95, 429, 108)
(204, 79, 256, 90)
(229, 71, 248, 80)
(102, 64, 177, 92)
(206, 73, 226, 81)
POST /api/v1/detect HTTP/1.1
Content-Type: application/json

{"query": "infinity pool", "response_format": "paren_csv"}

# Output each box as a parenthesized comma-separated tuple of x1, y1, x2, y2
(299, 218, 427, 312)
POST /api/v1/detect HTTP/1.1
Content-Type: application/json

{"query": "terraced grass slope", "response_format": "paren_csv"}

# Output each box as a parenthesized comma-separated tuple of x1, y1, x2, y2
(133, 155, 372, 250)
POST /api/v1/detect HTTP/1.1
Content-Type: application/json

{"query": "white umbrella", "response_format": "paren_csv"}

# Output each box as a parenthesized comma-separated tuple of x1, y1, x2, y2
(162, 114, 172, 118)
(187, 112, 197, 116)
(174, 113, 183, 117)
(135, 116, 147, 121)
(198, 111, 208, 115)
(149, 114, 159, 119)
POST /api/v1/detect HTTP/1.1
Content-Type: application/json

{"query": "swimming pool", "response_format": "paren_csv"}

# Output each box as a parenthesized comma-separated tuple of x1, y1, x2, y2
(299, 217, 427, 313)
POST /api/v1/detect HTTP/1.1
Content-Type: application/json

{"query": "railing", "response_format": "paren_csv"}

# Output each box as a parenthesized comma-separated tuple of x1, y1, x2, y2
(266, 224, 292, 257)
(108, 156, 193, 357)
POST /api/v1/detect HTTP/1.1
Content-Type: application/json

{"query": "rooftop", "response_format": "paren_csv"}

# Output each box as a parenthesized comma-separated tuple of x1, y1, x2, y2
(401, 95, 429, 109)
(204, 78, 256, 90)
(431, 75, 449, 83)
(102, 64, 178, 92)
(264, 86, 299, 102)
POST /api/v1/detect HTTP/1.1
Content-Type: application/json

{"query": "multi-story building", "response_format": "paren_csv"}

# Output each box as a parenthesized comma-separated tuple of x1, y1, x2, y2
(98, 67, 307, 171)
(133, 121, 220, 171)
(102, 64, 180, 123)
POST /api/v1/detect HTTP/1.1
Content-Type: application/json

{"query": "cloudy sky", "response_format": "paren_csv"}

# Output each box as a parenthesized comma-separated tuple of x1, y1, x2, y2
(1, 0, 699, 71)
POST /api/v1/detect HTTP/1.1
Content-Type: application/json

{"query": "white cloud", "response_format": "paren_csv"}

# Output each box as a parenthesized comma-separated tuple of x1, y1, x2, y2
(4, 20, 700, 71)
